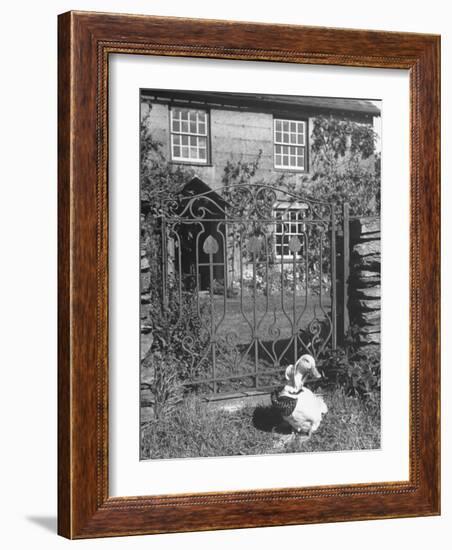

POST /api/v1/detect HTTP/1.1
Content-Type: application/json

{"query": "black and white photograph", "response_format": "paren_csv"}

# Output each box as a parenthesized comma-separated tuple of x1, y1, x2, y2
(139, 89, 382, 460)
(0, 0, 444, 545)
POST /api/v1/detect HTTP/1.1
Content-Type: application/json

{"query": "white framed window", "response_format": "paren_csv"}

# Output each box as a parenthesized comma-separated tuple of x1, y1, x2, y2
(170, 108, 209, 164)
(274, 118, 307, 171)
(274, 205, 306, 260)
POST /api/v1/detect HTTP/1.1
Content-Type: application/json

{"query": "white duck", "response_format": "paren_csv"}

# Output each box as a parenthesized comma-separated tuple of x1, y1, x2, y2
(271, 354, 328, 439)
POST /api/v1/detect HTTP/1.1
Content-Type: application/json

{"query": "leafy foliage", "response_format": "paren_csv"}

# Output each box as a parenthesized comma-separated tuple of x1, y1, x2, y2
(320, 340, 381, 405)
(141, 102, 210, 405)
(221, 150, 263, 190)
(310, 116, 376, 166)
(304, 115, 380, 217)
(141, 102, 194, 218)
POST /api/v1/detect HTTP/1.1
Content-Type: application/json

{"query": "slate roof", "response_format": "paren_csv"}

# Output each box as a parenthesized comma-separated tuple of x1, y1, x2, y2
(141, 89, 380, 116)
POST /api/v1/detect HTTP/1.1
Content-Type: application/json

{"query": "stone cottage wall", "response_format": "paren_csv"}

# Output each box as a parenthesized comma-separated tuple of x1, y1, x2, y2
(140, 238, 153, 361)
(348, 217, 381, 349)
(141, 99, 377, 194)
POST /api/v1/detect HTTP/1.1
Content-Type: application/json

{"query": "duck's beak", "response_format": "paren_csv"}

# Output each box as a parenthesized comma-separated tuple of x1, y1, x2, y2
(311, 364, 322, 379)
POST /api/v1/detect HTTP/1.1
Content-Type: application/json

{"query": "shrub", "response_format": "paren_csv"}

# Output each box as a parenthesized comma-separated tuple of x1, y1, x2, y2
(320, 340, 381, 405)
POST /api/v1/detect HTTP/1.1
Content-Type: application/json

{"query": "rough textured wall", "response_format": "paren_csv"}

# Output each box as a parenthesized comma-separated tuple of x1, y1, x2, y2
(140, 244, 153, 360)
(348, 218, 381, 350)
(142, 100, 313, 189)
(142, 99, 377, 197)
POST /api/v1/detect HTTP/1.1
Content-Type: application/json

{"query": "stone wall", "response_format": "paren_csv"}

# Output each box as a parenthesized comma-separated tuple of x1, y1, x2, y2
(348, 217, 381, 349)
(140, 243, 154, 361)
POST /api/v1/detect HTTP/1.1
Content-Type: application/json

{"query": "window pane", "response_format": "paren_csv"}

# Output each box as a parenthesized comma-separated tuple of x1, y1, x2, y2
(170, 109, 208, 162)
(273, 118, 307, 169)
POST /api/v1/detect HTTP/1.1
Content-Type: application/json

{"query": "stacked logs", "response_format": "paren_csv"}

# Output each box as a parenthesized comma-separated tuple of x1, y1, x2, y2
(348, 218, 381, 349)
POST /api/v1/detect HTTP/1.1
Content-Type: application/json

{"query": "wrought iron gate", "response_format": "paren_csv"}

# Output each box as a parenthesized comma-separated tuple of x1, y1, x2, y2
(160, 184, 337, 394)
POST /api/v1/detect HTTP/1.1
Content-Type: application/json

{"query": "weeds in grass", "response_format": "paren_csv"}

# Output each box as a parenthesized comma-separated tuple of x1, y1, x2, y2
(141, 387, 380, 459)
(149, 351, 184, 421)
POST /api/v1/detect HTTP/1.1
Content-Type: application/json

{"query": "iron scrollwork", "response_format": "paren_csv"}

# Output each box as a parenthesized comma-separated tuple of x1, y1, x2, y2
(159, 183, 337, 393)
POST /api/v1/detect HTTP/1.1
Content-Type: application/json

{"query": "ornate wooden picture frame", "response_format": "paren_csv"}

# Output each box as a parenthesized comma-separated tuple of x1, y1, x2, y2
(58, 11, 440, 539)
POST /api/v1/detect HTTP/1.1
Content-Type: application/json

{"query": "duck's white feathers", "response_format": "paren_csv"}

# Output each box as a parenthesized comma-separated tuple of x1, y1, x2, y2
(281, 388, 327, 434)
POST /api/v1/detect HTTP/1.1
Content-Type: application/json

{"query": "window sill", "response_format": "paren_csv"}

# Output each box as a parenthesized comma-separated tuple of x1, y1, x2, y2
(273, 167, 310, 175)
(170, 160, 213, 168)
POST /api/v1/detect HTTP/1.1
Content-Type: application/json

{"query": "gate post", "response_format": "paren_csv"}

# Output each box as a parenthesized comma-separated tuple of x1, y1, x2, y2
(161, 218, 168, 314)
(342, 203, 350, 340)
(331, 203, 337, 350)
(335, 202, 350, 347)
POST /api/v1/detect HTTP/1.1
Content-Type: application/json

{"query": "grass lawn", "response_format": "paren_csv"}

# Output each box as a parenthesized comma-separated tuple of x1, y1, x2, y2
(141, 387, 380, 460)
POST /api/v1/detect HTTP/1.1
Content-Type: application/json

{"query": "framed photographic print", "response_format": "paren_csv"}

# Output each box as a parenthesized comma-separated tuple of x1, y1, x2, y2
(58, 11, 440, 539)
